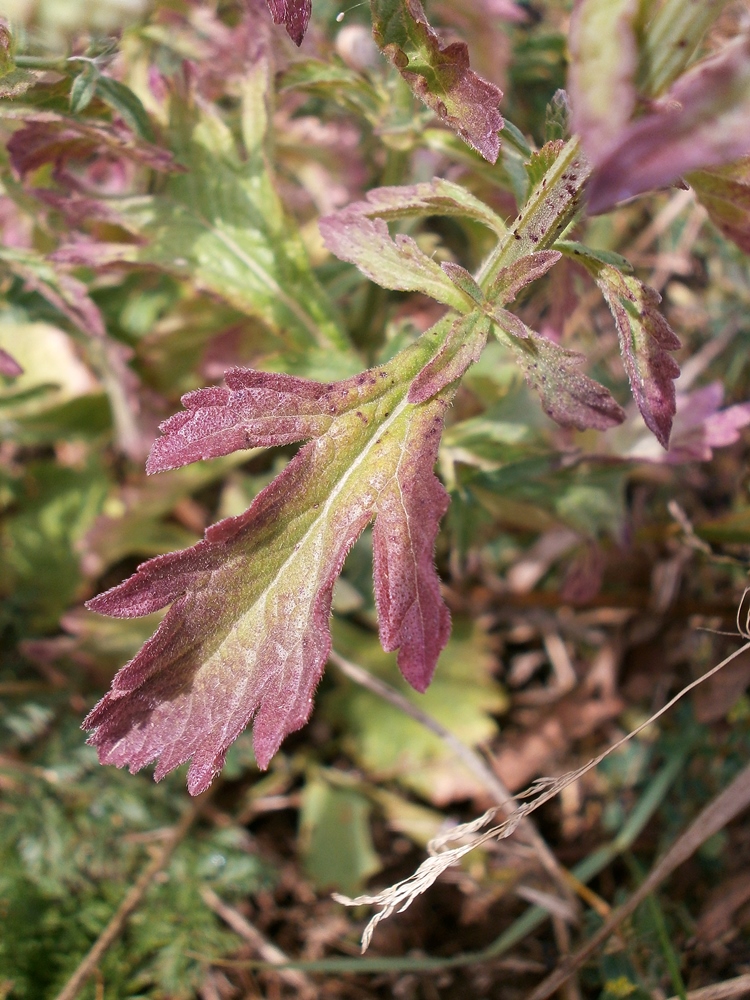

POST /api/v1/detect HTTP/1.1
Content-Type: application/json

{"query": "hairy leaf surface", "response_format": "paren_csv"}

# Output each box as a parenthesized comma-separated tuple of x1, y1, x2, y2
(336, 179, 508, 235)
(492, 309, 625, 431)
(370, 0, 504, 162)
(320, 210, 474, 313)
(85, 337, 456, 793)
(584, 263, 680, 447)
(320, 179, 507, 311)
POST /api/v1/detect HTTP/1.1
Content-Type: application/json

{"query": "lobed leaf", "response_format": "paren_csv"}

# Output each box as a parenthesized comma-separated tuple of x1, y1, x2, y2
(492, 308, 625, 432)
(319, 209, 475, 313)
(584, 263, 681, 447)
(146, 370, 335, 474)
(408, 313, 490, 404)
(84, 336, 456, 793)
(338, 178, 508, 235)
(320, 178, 508, 311)
(585, 36, 750, 215)
(369, 0, 504, 162)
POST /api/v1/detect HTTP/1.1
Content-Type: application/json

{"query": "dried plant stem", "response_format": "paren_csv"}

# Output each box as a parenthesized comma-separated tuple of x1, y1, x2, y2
(199, 887, 316, 998)
(53, 791, 213, 1000)
(666, 975, 750, 1000)
(329, 649, 573, 902)
(525, 760, 750, 1000)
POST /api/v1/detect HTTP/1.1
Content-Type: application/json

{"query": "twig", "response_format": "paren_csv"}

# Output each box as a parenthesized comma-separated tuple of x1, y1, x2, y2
(329, 649, 575, 904)
(53, 789, 214, 1000)
(665, 975, 750, 1000)
(525, 760, 750, 1000)
(199, 886, 316, 998)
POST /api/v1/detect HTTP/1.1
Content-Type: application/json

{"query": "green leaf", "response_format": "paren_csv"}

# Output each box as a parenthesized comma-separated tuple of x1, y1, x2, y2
(524, 139, 565, 195)
(688, 158, 750, 255)
(299, 779, 380, 894)
(555, 239, 633, 273)
(637, 0, 735, 97)
(327, 618, 508, 805)
(326, 177, 508, 235)
(0, 462, 108, 631)
(0, 20, 34, 98)
(69, 66, 99, 114)
(56, 83, 353, 362)
(320, 178, 510, 313)
(94, 75, 155, 142)
(0, 321, 98, 422)
(278, 57, 382, 120)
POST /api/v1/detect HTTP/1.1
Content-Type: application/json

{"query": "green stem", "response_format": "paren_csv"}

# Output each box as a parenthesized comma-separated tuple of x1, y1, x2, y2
(478, 136, 590, 292)
(13, 54, 68, 70)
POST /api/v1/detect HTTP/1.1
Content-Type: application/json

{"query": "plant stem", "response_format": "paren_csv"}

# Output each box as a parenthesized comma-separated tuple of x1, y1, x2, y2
(329, 649, 574, 901)
(14, 54, 68, 70)
(478, 137, 589, 291)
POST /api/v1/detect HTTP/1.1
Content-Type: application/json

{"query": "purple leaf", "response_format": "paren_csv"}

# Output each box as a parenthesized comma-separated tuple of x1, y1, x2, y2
(320, 210, 474, 312)
(7, 113, 177, 179)
(492, 308, 625, 431)
(265, 0, 311, 45)
(0, 250, 106, 339)
(585, 36, 750, 214)
(333, 179, 508, 234)
(372, 406, 451, 692)
(586, 265, 681, 447)
(666, 383, 750, 463)
(147, 369, 335, 473)
(617, 382, 750, 464)
(490, 250, 561, 305)
(85, 347, 454, 792)
(408, 314, 489, 404)
(0, 348, 22, 377)
(370, 0, 504, 162)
